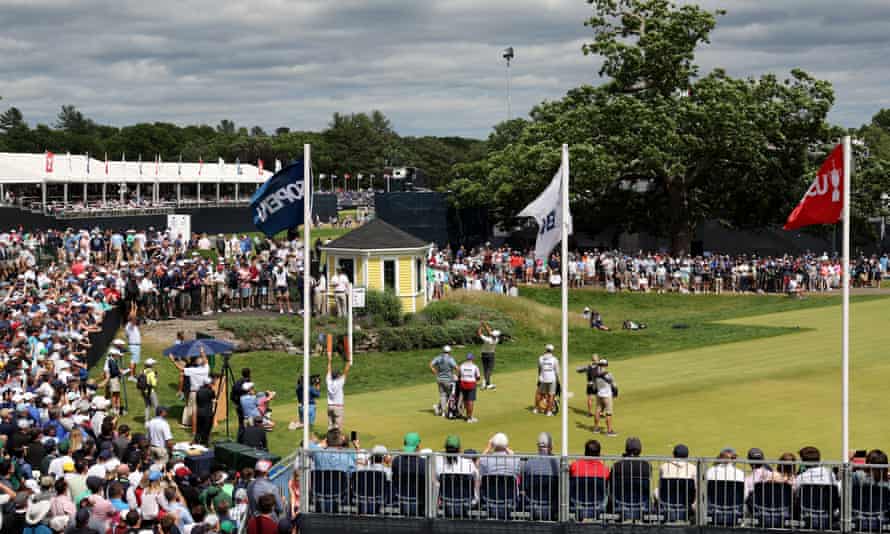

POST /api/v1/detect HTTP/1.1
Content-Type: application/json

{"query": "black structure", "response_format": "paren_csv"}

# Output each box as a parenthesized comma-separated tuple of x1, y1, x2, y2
(313, 193, 338, 222)
(323, 218, 428, 250)
(374, 192, 491, 248)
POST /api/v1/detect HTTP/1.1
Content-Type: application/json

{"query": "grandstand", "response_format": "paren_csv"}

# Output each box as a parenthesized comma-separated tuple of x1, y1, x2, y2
(0, 152, 270, 216)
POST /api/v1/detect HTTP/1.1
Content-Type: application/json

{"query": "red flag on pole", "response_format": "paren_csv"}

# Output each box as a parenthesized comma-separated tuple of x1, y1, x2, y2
(258, 159, 264, 176)
(45, 151, 54, 173)
(783, 144, 844, 230)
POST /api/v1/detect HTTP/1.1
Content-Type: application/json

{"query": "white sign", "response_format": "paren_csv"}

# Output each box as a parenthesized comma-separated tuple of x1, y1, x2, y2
(351, 287, 366, 309)
(167, 214, 191, 241)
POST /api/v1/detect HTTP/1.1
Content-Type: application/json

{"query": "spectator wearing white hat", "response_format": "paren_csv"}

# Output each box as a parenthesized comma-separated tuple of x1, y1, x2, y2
(479, 432, 520, 477)
(535, 344, 559, 416)
(101, 347, 124, 415)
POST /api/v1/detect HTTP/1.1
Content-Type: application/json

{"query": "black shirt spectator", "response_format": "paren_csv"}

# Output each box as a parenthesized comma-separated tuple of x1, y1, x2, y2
(240, 419, 268, 450)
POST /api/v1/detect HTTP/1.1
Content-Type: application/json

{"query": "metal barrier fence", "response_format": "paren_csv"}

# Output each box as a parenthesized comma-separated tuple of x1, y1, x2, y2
(265, 450, 890, 532)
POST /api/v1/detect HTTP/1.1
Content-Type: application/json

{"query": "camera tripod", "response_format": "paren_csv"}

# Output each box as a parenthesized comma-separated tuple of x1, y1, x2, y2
(212, 352, 237, 442)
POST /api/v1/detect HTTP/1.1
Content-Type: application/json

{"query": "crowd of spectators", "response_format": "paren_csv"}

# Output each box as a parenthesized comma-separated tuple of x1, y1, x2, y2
(303, 430, 886, 526)
(427, 245, 888, 299)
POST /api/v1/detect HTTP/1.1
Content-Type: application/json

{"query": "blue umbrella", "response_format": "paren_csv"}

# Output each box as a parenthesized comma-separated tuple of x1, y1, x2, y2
(163, 338, 235, 359)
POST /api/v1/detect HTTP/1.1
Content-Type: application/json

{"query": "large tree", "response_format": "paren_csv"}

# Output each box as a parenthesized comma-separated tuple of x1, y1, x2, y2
(452, 0, 837, 254)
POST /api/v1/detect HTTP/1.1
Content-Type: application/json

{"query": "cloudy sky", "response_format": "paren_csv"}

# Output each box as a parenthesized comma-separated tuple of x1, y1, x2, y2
(1, 0, 888, 139)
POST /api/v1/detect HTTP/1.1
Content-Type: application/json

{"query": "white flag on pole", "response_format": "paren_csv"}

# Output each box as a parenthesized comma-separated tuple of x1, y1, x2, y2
(518, 160, 573, 259)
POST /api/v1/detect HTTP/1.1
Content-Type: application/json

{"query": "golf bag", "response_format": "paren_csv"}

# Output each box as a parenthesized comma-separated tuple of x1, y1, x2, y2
(446, 382, 462, 420)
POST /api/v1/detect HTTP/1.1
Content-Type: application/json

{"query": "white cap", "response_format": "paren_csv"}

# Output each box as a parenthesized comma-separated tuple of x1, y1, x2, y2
(242, 382, 254, 391)
(545, 344, 554, 352)
(144, 359, 156, 367)
(491, 330, 501, 337)
(443, 345, 451, 353)
(491, 432, 509, 449)
(112, 338, 127, 346)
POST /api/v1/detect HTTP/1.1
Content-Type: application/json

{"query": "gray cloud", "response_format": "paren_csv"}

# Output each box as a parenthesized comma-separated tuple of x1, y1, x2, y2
(0, 0, 885, 139)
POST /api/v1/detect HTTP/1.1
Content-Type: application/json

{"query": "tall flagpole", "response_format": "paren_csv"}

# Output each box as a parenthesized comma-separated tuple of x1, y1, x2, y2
(841, 135, 851, 461)
(302, 145, 312, 457)
(560, 143, 569, 458)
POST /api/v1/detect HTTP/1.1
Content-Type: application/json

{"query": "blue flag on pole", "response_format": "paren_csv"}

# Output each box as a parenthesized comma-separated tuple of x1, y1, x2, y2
(250, 160, 306, 237)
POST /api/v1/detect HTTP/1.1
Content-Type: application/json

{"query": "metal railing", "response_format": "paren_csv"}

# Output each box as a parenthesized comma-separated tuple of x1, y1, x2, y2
(266, 450, 890, 531)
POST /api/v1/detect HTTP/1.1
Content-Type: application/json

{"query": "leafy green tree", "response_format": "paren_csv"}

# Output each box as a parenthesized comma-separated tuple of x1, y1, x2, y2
(452, 0, 836, 254)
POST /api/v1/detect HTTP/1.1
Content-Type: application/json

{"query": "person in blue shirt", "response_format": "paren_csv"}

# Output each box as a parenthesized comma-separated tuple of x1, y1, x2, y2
(292, 375, 320, 430)
(312, 428, 357, 473)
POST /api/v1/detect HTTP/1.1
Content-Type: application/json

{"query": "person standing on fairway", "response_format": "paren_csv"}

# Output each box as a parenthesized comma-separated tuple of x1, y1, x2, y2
(477, 322, 501, 390)
(458, 353, 480, 423)
(577, 353, 604, 417)
(535, 344, 559, 416)
(430, 345, 458, 417)
(593, 359, 617, 436)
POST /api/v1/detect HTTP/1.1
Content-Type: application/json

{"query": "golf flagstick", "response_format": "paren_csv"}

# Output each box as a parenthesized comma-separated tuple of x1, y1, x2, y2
(841, 135, 851, 462)
(302, 144, 312, 500)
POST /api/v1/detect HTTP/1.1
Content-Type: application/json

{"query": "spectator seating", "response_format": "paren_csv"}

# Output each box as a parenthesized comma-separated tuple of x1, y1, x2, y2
(312, 470, 349, 513)
(612, 475, 651, 521)
(353, 471, 387, 515)
(523, 474, 558, 521)
(798, 484, 841, 531)
(569, 477, 608, 521)
(658, 478, 695, 523)
(707, 480, 746, 527)
(750, 482, 793, 529)
(439, 474, 475, 519)
(851, 484, 890, 532)
(480, 475, 520, 520)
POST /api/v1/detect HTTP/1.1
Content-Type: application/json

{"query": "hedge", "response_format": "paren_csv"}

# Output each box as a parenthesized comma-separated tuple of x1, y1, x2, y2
(376, 317, 513, 353)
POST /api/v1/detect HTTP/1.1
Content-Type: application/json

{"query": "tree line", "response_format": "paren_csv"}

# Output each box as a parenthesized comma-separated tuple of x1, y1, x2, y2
(447, 0, 890, 253)
(0, 105, 485, 191)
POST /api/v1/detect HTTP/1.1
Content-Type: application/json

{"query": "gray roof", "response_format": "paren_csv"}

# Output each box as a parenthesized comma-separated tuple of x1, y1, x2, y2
(322, 218, 428, 251)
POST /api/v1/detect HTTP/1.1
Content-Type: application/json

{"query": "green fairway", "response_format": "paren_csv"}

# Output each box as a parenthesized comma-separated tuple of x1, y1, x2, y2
(103, 290, 890, 462)
(295, 295, 890, 461)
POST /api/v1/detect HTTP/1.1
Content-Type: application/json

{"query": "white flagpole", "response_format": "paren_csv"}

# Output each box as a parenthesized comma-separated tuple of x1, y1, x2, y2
(560, 143, 569, 458)
(302, 145, 312, 457)
(841, 135, 851, 461)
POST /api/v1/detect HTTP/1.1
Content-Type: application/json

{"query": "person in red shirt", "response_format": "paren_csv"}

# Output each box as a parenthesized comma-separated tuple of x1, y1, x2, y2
(247, 493, 280, 534)
(71, 259, 85, 277)
(570, 439, 610, 479)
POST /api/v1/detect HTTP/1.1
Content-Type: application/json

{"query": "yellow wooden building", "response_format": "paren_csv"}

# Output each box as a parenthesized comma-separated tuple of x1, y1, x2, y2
(320, 219, 432, 312)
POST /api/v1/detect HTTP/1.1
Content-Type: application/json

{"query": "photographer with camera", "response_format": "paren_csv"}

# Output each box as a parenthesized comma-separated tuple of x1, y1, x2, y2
(290, 375, 321, 431)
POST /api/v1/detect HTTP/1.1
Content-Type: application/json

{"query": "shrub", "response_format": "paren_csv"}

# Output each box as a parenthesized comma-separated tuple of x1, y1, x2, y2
(375, 318, 512, 353)
(365, 290, 403, 327)
(421, 301, 462, 325)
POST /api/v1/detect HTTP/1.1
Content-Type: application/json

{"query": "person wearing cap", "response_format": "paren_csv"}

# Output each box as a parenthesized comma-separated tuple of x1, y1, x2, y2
(457, 353, 480, 423)
(523, 432, 559, 477)
(480, 432, 520, 477)
(660, 444, 697, 480)
(705, 447, 745, 482)
(429, 346, 457, 417)
(325, 350, 351, 431)
(611, 437, 651, 481)
(477, 321, 500, 390)
(435, 435, 478, 488)
(359, 444, 392, 482)
(592, 358, 617, 436)
(101, 347, 125, 415)
(139, 359, 159, 424)
(576, 353, 606, 418)
(744, 447, 772, 497)
(247, 459, 284, 521)
(534, 344, 559, 416)
(391, 432, 428, 510)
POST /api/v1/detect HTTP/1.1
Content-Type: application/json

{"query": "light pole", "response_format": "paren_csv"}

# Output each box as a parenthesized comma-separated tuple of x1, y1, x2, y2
(502, 47, 514, 121)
